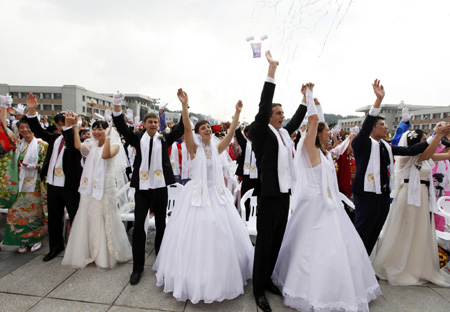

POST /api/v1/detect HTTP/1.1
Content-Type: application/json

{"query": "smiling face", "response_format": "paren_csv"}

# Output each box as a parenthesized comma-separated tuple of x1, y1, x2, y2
(144, 117, 159, 137)
(18, 121, 34, 141)
(197, 123, 212, 142)
(269, 104, 284, 130)
(92, 124, 106, 142)
(319, 124, 331, 145)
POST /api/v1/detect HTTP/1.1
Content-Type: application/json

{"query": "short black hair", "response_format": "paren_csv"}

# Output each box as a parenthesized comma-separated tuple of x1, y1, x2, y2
(79, 129, 89, 136)
(195, 120, 211, 134)
(92, 120, 108, 130)
(16, 117, 29, 128)
(54, 113, 65, 124)
(143, 113, 158, 123)
(373, 116, 385, 128)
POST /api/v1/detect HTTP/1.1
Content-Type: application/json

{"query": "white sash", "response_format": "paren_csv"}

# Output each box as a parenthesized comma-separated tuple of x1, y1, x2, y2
(181, 142, 190, 179)
(364, 138, 394, 194)
(18, 137, 39, 192)
(243, 140, 258, 179)
(268, 124, 295, 193)
(170, 142, 180, 176)
(78, 140, 108, 200)
(139, 132, 166, 190)
(47, 135, 65, 187)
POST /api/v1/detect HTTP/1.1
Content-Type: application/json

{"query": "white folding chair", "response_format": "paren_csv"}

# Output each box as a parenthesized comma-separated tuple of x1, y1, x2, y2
(240, 188, 257, 236)
(436, 196, 450, 243)
(147, 182, 185, 230)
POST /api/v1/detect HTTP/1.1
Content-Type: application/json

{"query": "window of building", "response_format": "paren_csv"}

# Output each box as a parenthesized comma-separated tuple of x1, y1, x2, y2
(422, 124, 430, 130)
(54, 93, 62, 99)
(413, 124, 421, 130)
(10, 92, 18, 98)
(444, 112, 449, 118)
(37, 104, 41, 110)
(423, 114, 430, 120)
(54, 105, 62, 111)
(395, 117, 399, 122)
(82, 95, 86, 101)
(43, 93, 52, 99)
(34, 93, 40, 99)
(100, 110, 105, 115)
(414, 115, 421, 120)
(94, 109, 99, 114)
(173, 118, 179, 123)
(21, 92, 27, 98)
(43, 104, 52, 111)
(432, 124, 437, 129)
(82, 107, 85, 113)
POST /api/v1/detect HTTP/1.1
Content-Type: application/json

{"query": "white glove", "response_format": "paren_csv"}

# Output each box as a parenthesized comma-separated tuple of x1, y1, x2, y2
(331, 126, 340, 135)
(134, 116, 140, 128)
(15, 103, 26, 115)
(1, 94, 13, 108)
(113, 93, 125, 106)
(104, 109, 112, 122)
(94, 113, 104, 120)
(22, 162, 37, 169)
(350, 126, 360, 135)
(125, 109, 133, 122)
(401, 107, 412, 123)
(77, 116, 83, 127)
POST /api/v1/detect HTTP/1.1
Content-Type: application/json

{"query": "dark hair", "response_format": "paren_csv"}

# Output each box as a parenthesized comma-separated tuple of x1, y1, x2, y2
(79, 129, 89, 136)
(271, 103, 282, 117)
(194, 120, 210, 133)
(92, 120, 108, 130)
(373, 116, 385, 128)
(143, 113, 158, 123)
(16, 117, 29, 128)
(406, 129, 426, 146)
(54, 113, 66, 124)
(46, 125, 57, 134)
(315, 121, 328, 155)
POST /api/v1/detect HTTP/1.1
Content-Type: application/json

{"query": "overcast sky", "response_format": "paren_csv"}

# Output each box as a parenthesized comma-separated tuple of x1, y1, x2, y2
(2, 0, 450, 122)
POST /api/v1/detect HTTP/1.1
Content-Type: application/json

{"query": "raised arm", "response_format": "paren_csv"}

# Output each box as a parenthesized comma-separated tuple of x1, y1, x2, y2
(64, 111, 81, 151)
(177, 88, 196, 158)
(25, 93, 55, 143)
(101, 123, 120, 159)
(418, 124, 450, 161)
(112, 93, 140, 147)
(0, 95, 12, 128)
(302, 83, 322, 167)
(217, 101, 243, 154)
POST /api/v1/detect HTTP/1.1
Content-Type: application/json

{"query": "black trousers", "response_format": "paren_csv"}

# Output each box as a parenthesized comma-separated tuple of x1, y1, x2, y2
(47, 184, 80, 251)
(353, 192, 390, 255)
(252, 194, 290, 296)
(241, 175, 258, 220)
(132, 187, 168, 272)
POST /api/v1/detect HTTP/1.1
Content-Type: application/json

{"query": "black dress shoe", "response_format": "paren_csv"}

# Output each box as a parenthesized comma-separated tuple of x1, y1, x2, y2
(266, 282, 282, 296)
(255, 295, 272, 312)
(43, 246, 64, 262)
(130, 271, 142, 285)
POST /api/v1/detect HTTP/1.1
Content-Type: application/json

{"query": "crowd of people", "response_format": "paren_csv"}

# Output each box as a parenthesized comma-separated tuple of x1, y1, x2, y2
(1, 51, 450, 312)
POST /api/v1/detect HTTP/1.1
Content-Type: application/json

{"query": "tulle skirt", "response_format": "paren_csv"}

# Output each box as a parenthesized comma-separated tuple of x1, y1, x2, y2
(62, 188, 132, 270)
(153, 183, 254, 303)
(272, 196, 381, 312)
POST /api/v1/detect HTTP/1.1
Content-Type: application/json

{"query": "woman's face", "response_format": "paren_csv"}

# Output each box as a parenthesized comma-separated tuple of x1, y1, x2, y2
(319, 125, 331, 145)
(92, 125, 106, 141)
(198, 123, 212, 142)
(18, 122, 34, 140)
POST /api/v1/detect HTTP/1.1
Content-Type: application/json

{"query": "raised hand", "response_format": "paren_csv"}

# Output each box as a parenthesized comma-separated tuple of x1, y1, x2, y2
(265, 50, 279, 66)
(65, 111, 78, 127)
(26, 93, 38, 111)
(105, 122, 112, 137)
(306, 82, 315, 92)
(1, 94, 13, 109)
(301, 84, 307, 95)
(15, 103, 26, 115)
(177, 88, 188, 106)
(113, 93, 125, 106)
(372, 79, 385, 100)
(104, 109, 112, 122)
(235, 100, 243, 112)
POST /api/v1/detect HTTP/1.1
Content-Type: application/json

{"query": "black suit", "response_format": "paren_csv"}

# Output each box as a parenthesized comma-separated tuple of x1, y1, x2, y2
(235, 127, 257, 220)
(113, 113, 184, 272)
(248, 81, 307, 296)
(352, 112, 429, 254)
(25, 116, 82, 251)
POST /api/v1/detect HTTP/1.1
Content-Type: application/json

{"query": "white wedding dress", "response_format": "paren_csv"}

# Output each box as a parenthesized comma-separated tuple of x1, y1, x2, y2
(62, 145, 132, 270)
(272, 150, 381, 312)
(153, 137, 254, 303)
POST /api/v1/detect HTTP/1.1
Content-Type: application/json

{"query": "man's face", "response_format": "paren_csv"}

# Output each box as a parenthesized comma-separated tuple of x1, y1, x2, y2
(56, 121, 64, 134)
(372, 119, 388, 139)
(81, 131, 90, 139)
(144, 117, 159, 136)
(269, 105, 284, 130)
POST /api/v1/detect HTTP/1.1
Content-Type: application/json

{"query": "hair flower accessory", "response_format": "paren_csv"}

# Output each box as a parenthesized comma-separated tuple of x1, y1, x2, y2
(407, 130, 418, 140)
(212, 125, 222, 134)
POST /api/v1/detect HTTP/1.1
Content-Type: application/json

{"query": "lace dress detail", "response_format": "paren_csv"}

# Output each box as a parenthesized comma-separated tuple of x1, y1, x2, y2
(62, 147, 132, 270)
(273, 152, 381, 312)
(153, 140, 254, 303)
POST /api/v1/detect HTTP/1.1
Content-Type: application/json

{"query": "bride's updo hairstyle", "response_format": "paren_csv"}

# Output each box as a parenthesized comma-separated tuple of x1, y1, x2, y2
(195, 120, 211, 133)
(315, 121, 328, 155)
(406, 129, 426, 147)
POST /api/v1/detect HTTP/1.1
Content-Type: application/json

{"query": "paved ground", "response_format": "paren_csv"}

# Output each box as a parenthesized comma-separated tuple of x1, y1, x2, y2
(1, 214, 450, 312)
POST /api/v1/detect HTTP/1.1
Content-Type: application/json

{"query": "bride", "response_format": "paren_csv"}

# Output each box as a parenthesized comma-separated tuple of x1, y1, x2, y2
(153, 89, 254, 303)
(272, 83, 381, 312)
(62, 111, 132, 269)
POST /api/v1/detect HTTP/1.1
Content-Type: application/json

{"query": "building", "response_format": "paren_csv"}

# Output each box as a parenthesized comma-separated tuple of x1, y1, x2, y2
(338, 102, 450, 134)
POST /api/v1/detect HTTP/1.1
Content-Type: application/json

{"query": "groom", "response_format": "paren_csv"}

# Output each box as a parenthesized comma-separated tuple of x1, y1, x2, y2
(249, 52, 307, 312)
(112, 93, 184, 285)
